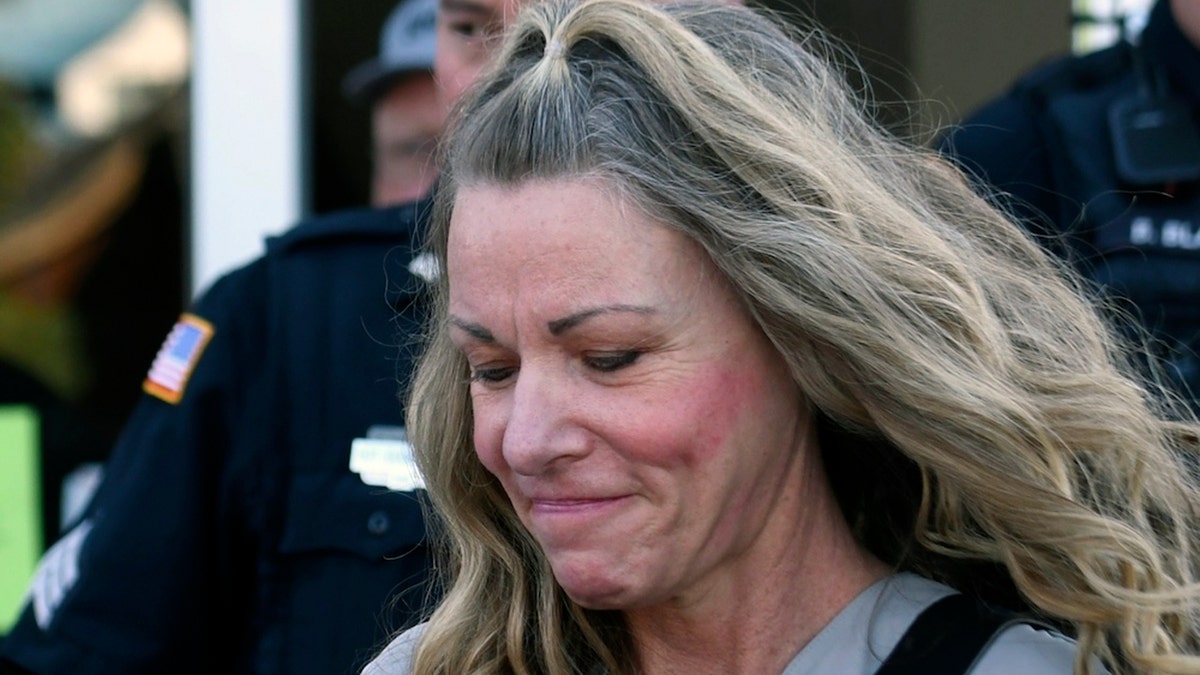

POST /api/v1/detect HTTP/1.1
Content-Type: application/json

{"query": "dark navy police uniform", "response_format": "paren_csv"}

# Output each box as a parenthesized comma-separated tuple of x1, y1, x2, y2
(0, 200, 435, 675)
(940, 0, 1200, 407)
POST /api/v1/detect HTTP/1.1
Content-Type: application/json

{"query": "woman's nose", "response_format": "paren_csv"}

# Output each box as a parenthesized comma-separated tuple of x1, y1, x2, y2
(500, 365, 589, 475)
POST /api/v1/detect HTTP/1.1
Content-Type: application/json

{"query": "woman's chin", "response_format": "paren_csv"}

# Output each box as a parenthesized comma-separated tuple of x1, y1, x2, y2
(551, 559, 641, 610)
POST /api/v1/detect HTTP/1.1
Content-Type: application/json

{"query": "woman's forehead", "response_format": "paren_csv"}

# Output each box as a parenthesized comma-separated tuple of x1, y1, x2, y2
(445, 180, 713, 304)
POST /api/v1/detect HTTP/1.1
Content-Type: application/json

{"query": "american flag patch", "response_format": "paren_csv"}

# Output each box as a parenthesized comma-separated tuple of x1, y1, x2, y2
(143, 314, 215, 404)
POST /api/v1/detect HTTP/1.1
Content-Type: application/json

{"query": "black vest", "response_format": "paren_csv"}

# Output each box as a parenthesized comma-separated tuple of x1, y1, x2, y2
(1019, 38, 1200, 404)
(253, 201, 436, 674)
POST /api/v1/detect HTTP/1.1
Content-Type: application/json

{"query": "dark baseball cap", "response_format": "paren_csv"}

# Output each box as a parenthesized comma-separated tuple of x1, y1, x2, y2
(342, 0, 437, 104)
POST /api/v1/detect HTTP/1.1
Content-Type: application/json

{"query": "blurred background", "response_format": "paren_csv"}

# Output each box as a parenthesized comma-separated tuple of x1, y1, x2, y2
(0, 0, 1154, 634)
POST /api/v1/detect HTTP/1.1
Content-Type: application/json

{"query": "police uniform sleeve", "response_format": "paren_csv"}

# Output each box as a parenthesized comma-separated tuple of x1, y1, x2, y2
(0, 260, 271, 674)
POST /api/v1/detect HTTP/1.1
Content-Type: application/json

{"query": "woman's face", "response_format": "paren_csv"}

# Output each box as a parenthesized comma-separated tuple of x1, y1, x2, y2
(447, 178, 815, 610)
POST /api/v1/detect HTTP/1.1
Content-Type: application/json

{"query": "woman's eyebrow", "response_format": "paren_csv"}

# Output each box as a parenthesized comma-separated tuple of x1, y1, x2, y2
(547, 304, 656, 336)
(449, 305, 656, 341)
(448, 316, 495, 342)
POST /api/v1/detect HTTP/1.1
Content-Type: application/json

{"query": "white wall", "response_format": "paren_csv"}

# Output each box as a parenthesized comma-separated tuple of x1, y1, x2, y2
(190, 0, 304, 297)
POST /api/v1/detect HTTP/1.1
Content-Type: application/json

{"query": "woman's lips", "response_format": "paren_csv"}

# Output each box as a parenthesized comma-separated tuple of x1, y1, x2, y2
(526, 495, 633, 525)
(531, 495, 627, 510)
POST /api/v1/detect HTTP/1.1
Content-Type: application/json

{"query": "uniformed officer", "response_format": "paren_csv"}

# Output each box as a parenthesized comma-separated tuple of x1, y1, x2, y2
(939, 0, 1200, 410)
(0, 0, 444, 672)
(342, 0, 445, 207)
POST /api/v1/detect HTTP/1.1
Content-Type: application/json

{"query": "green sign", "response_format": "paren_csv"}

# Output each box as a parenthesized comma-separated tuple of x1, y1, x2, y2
(0, 405, 41, 634)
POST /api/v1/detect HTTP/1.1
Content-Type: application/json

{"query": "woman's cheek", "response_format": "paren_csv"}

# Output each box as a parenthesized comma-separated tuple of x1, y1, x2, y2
(471, 400, 507, 476)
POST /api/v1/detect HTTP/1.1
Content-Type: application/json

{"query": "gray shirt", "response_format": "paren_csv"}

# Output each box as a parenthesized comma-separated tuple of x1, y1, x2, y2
(362, 573, 1092, 674)
(782, 573, 1085, 674)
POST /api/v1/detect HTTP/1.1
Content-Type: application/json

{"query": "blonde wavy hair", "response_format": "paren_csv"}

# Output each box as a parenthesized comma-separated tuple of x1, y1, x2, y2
(402, 0, 1200, 672)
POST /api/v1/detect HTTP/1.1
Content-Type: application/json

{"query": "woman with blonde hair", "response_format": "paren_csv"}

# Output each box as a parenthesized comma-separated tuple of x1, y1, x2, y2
(364, 0, 1200, 672)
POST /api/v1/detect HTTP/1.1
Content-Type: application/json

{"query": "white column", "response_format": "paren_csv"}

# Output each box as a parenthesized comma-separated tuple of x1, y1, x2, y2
(190, 0, 305, 297)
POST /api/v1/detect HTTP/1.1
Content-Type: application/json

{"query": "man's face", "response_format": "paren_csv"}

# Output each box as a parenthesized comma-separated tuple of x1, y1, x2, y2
(434, 0, 523, 108)
(371, 72, 445, 206)
(1171, 0, 1200, 49)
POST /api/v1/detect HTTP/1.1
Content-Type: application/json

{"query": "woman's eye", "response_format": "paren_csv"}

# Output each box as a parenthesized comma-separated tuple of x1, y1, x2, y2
(470, 366, 516, 383)
(584, 351, 641, 373)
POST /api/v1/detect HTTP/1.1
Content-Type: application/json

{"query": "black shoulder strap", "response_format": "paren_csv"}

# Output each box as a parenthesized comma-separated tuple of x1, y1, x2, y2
(874, 594, 1028, 675)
